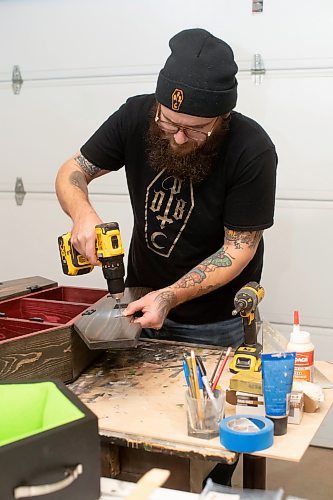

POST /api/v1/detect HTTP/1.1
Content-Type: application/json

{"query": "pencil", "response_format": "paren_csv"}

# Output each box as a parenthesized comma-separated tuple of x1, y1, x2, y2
(184, 354, 194, 398)
(191, 350, 203, 426)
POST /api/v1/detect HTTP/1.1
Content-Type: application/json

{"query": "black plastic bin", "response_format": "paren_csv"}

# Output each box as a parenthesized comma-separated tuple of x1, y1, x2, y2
(0, 380, 100, 500)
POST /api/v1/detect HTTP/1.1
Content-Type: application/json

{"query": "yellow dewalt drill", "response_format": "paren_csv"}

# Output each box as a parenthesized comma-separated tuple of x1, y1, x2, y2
(229, 281, 265, 373)
(58, 222, 125, 303)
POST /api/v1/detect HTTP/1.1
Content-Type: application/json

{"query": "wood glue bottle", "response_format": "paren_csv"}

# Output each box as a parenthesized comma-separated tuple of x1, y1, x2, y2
(287, 310, 314, 382)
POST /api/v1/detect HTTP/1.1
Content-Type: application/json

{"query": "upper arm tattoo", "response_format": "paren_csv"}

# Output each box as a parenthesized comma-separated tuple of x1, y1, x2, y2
(224, 229, 263, 250)
(74, 153, 104, 178)
(69, 171, 88, 195)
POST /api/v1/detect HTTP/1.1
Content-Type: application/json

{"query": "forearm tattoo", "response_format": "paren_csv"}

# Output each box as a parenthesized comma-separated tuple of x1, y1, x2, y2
(224, 229, 263, 250)
(74, 154, 102, 178)
(154, 291, 177, 316)
(174, 247, 233, 290)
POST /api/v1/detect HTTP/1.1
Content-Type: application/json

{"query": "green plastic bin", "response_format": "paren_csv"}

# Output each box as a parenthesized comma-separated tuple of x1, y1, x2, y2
(0, 380, 100, 499)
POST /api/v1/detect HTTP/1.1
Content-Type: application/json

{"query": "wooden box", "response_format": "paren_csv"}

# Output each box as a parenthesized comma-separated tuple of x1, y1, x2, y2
(0, 276, 108, 383)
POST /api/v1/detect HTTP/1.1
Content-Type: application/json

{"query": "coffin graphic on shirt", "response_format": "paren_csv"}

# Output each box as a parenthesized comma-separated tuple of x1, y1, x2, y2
(145, 169, 194, 257)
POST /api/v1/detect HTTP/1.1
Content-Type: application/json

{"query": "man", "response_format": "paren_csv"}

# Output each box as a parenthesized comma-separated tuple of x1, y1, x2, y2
(56, 27, 277, 488)
(56, 28, 277, 348)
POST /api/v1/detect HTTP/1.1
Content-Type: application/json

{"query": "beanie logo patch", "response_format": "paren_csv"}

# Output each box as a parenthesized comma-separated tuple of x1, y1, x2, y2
(171, 89, 184, 111)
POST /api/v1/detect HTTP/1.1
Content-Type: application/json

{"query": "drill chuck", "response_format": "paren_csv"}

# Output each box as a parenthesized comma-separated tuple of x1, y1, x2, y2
(232, 299, 248, 316)
(95, 222, 125, 299)
(101, 255, 125, 299)
(232, 281, 264, 316)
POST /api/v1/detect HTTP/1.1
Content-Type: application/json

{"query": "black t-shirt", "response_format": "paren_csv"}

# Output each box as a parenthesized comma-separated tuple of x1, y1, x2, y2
(81, 94, 277, 324)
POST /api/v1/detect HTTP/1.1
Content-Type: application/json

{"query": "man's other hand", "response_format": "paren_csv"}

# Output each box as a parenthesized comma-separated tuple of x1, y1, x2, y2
(123, 288, 177, 329)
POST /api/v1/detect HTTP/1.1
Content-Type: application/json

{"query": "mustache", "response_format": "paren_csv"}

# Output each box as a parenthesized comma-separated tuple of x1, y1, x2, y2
(145, 112, 230, 184)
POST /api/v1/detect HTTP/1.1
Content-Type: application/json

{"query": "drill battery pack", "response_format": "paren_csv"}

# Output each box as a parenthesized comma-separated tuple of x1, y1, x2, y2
(58, 233, 93, 276)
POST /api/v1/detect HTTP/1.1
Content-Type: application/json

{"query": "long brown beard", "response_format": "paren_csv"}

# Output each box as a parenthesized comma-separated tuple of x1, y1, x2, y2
(146, 111, 230, 184)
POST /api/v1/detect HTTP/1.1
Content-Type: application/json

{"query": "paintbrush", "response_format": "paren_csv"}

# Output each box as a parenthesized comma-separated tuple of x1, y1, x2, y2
(124, 468, 170, 499)
(210, 348, 226, 385)
(212, 346, 232, 391)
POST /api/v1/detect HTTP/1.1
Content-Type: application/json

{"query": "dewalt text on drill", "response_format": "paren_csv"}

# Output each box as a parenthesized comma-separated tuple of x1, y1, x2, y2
(229, 281, 265, 374)
(58, 222, 125, 304)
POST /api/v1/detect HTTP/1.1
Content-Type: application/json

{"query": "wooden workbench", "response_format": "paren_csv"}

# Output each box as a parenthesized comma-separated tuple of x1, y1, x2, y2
(69, 340, 333, 493)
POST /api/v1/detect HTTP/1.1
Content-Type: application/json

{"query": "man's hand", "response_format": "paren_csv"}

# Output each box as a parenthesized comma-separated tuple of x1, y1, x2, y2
(70, 211, 103, 266)
(123, 288, 177, 329)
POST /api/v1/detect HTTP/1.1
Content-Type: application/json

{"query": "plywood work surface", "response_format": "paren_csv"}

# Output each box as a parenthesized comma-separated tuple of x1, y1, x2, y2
(69, 340, 236, 462)
(69, 341, 333, 463)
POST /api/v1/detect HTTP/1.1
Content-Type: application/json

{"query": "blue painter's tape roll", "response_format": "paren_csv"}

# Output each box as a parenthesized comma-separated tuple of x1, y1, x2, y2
(220, 415, 274, 453)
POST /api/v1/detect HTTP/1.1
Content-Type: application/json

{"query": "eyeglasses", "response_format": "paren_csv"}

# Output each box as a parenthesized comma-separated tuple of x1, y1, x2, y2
(154, 104, 218, 142)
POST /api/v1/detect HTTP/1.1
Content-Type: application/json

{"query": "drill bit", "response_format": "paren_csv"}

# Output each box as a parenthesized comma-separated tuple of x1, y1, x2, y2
(111, 297, 128, 318)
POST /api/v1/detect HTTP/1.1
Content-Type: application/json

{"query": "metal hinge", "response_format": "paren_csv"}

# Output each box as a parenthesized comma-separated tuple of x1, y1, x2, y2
(251, 54, 266, 85)
(82, 308, 96, 316)
(15, 177, 26, 206)
(252, 0, 264, 13)
(26, 285, 42, 293)
(12, 65, 23, 95)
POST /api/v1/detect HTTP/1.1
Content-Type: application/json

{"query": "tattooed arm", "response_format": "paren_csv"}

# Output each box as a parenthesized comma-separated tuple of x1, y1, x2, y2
(124, 228, 263, 329)
(170, 228, 263, 303)
(55, 152, 110, 264)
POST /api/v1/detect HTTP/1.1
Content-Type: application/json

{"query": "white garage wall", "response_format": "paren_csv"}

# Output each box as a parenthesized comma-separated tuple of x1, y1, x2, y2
(0, 0, 332, 357)
(1, 0, 332, 75)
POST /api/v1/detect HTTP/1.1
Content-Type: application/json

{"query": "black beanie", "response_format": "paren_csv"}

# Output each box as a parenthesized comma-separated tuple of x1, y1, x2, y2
(155, 28, 238, 117)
